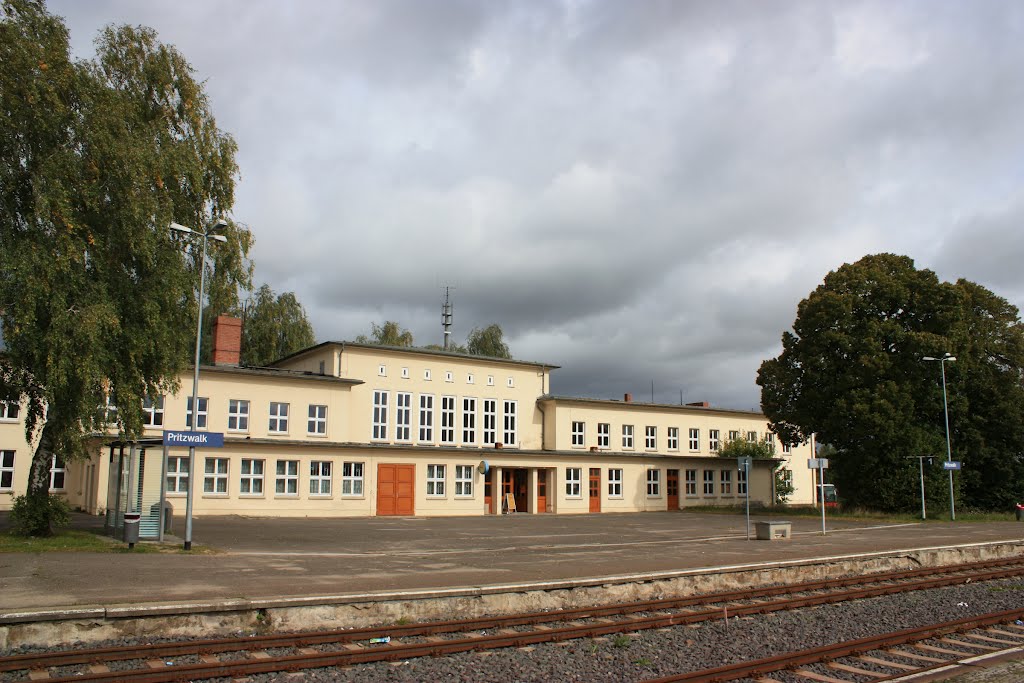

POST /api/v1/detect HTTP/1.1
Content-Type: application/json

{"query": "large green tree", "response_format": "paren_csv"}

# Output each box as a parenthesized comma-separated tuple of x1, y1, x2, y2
(758, 254, 1024, 512)
(240, 284, 315, 366)
(356, 321, 414, 347)
(0, 0, 251, 533)
(466, 324, 512, 359)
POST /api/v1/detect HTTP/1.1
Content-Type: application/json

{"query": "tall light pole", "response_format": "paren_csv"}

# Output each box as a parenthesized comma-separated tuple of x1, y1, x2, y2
(171, 219, 228, 550)
(922, 353, 956, 521)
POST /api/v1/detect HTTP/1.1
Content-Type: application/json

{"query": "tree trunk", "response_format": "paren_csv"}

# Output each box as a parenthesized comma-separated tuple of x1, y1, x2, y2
(25, 418, 57, 536)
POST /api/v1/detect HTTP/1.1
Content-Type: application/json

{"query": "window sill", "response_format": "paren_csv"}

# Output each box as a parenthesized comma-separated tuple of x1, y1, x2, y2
(202, 494, 229, 498)
(274, 494, 299, 499)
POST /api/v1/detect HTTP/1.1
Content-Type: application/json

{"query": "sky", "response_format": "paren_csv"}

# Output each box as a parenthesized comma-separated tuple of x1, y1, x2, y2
(48, 0, 1024, 411)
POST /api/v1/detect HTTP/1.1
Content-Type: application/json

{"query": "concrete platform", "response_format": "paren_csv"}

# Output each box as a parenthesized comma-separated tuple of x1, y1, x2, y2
(2, 511, 1022, 617)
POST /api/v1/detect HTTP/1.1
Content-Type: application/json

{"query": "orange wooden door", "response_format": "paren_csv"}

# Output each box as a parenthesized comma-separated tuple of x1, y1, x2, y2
(589, 468, 601, 513)
(377, 464, 415, 516)
(667, 469, 680, 510)
(537, 471, 548, 513)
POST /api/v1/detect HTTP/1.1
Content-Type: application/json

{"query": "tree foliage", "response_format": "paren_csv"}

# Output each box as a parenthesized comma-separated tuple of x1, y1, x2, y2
(717, 437, 775, 460)
(758, 254, 1024, 512)
(240, 284, 315, 366)
(467, 324, 512, 359)
(0, 0, 251, 533)
(356, 321, 414, 347)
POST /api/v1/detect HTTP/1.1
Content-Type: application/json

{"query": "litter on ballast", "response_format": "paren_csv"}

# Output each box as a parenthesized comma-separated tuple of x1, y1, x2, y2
(370, 636, 391, 644)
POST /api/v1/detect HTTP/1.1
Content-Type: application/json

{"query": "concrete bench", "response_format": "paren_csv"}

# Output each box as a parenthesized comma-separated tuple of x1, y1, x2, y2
(755, 521, 792, 541)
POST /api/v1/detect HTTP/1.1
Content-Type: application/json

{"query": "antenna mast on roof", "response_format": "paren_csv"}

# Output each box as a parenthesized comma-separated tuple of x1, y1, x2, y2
(442, 286, 454, 351)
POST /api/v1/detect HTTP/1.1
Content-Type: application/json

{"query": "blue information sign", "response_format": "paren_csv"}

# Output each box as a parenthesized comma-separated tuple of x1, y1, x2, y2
(163, 430, 225, 448)
(942, 460, 961, 470)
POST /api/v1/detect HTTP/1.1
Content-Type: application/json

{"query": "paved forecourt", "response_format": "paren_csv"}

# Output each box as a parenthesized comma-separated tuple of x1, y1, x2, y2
(2, 512, 1023, 615)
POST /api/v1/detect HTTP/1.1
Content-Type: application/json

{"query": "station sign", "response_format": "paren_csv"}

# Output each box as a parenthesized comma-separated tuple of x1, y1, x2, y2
(807, 458, 829, 469)
(942, 461, 961, 471)
(163, 430, 224, 448)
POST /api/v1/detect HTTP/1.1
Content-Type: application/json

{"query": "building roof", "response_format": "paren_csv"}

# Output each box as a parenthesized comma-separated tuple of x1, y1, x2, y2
(271, 341, 560, 371)
(198, 364, 363, 385)
(538, 395, 766, 418)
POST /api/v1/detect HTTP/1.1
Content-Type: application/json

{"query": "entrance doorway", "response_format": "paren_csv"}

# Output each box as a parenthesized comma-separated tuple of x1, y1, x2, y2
(537, 470, 548, 513)
(377, 464, 415, 516)
(589, 468, 601, 512)
(502, 468, 529, 513)
(667, 469, 680, 510)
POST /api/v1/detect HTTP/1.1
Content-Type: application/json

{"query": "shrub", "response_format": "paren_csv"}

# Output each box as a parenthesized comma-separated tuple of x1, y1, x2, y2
(9, 494, 72, 537)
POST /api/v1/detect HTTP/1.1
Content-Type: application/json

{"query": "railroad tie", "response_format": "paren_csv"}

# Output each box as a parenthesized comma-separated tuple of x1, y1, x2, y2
(855, 655, 918, 671)
(888, 648, 946, 663)
(200, 654, 220, 664)
(914, 643, 970, 657)
(938, 637, 999, 651)
(297, 648, 319, 655)
(87, 664, 111, 674)
(145, 659, 166, 669)
(964, 632, 1022, 646)
(342, 642, 364, 650)
(789, 669, 848, 682)
(27, 670, 51, 681)
(249, 651, 272, 659)
(827, 661, 889, 678)
(986, 628, 1024, 640)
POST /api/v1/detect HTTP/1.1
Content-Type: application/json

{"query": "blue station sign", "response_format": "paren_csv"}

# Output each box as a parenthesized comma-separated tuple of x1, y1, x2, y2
(163, 430, 225, 448)
(942, 460, 962, 471)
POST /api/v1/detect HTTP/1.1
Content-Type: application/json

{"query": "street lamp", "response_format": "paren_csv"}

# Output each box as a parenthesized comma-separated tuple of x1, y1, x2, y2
(171, 219, 228, 550)
(922, 353, 956, 521)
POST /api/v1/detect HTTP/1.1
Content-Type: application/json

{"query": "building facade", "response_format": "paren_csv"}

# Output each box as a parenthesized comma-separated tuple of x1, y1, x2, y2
(0, 318, 816, 520)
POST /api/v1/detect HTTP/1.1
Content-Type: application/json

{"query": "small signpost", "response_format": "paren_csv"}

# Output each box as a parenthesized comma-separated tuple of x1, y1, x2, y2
(163, 430, 224, 448)
(808, 457, 829, 535)
(738, 457, 752, 540)
(942, 461, 961, 471)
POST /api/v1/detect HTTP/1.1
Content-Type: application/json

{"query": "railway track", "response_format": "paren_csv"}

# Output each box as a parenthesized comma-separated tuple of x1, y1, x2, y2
(4, 557, 1024, 682)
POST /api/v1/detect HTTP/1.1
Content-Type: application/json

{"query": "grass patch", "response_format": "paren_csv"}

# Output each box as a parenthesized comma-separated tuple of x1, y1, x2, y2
(611, 634, 632, 648)
(634, 657, 652, 666)
(0, 529, 212, 554)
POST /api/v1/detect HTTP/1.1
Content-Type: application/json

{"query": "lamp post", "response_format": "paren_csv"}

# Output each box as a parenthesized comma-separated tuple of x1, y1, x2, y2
(922, 353, 956, 521)
(171, 219, 228, 550)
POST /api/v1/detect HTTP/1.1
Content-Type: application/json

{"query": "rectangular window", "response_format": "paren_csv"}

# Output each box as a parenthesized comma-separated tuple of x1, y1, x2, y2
(685, 469, 697, 496)
(310, 460, 332, 496)
(49, 454, 66, 491)
(565, 467, 582, 497)
(240, 458, 264, 495)
(645, 426, 657, 450)
(597, 423, 610, 448)
(608, 468, 623, 498)
(455, 464, 473, 497)
(503, 400, 517, 446)
(166, 456, 189, 494)
(427, 464, 446, 496)
(747, 431, 757, 442)
(308, 404, 327, 435)
(268, 402, 289, 433)
(720, 469, 732, 495)
(646, 469, 660, 497)
(781, 468, 793, 488)
(441, 396, 456, 444)
(462, 397, 477, 444)
(622, 424, 634, 449)
(186, 396, 208, 429)
(709, 429, 720, 451)
(667, 427, 679, 451)
(728, 430, 740, 442)
(204, 457, 228, 494)
(419, 394, 434, 442)
(782, 442, 793, 454)
(703, 470, 715, 495)
(689, 428, 700, 451)
(0, 450, 13, 490)
(275, 460, 298, 495)
(342, 461, 364, 496)
(738, 467, 748, 495)
(763, 433, 775, 453)
(395, 392, 412, 442)
(373, 391, 389, 441)
(142, 396, 164, 427)
(228, 399, 249, 432)
(0, 401, 20, 421)
(482, 399, 496, 445)
(571, 421, 585, 447)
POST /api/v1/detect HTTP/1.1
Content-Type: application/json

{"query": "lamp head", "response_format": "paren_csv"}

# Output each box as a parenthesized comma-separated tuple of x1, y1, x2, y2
(209, 218, 229, 233)
(169, 222, 195, 236)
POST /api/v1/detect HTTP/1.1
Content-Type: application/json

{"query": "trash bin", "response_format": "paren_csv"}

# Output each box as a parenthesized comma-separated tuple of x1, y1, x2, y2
(123, 512, 141, 548)
(1016, 504, 1023, 521)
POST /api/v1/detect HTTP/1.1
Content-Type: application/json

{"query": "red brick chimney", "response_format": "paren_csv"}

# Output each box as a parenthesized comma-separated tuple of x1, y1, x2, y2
(624, 393, 632, 403)
(211, 316, 242, 366)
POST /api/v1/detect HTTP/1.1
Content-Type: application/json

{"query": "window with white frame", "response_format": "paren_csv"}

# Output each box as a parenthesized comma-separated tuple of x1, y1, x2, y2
(240, 459, 264, 495)
(142, 396, 164, 427)
(738, 467, 747, 495)
(667, 427, 679, 451)
(427, 464, 446, 496)
(703, 470, 715, 495)
(763, 433, 775, 453)
(646, 469, 660, 496)
(228, 399, 249, 432)
(204, 457, 228, 494)
(378, 364, 386, 377)
(709, 429, 720, 451)
(622, 424, 634, 449)
(401, 367, 409, 379)
(395, 392, 412, 442)
(342, 461, 364, 496)
(445, 371, 454, 383)
(781, 468, 793, 489)
(186, 396, 208, 429)
(746, 430, 757, 442)
(424, 369, 432, 381)
(720, 469, 732, 495)
(597, 423, 610, 448)
(455, 464, 473, 497)
(419, 394, 434, 442)
(689, 428, 699, 451)
(685, 469, 697, 495)
(467, 373, 474, 384)
(99, 394, 118, 424)
(166, 456, 189, 494)
(571, 421, 585, 447)
(308, 404, 327, 435)
(645, 426, 657, 450)
(506, 377, 514, 388)
(728, 430, 740, 442)
(1, 450, 15, 490)
(49, 454, 66, 490)
(608, 468, 623, 498)
(0, 401, 20, 421)
(462, 397, 476, 444)
(372, 391, 389, 441)
(487, 375, 494, 386)
(482, 399, 496, 445)
(441, 396, 456, 444)
(268, 402, 289, 433)
(275, 460, 298, 495)
(565, 467, 582, 497)
(782, 442, 793, 453)
(310, 460, 332, 496)
(502, 400, 517, 446)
